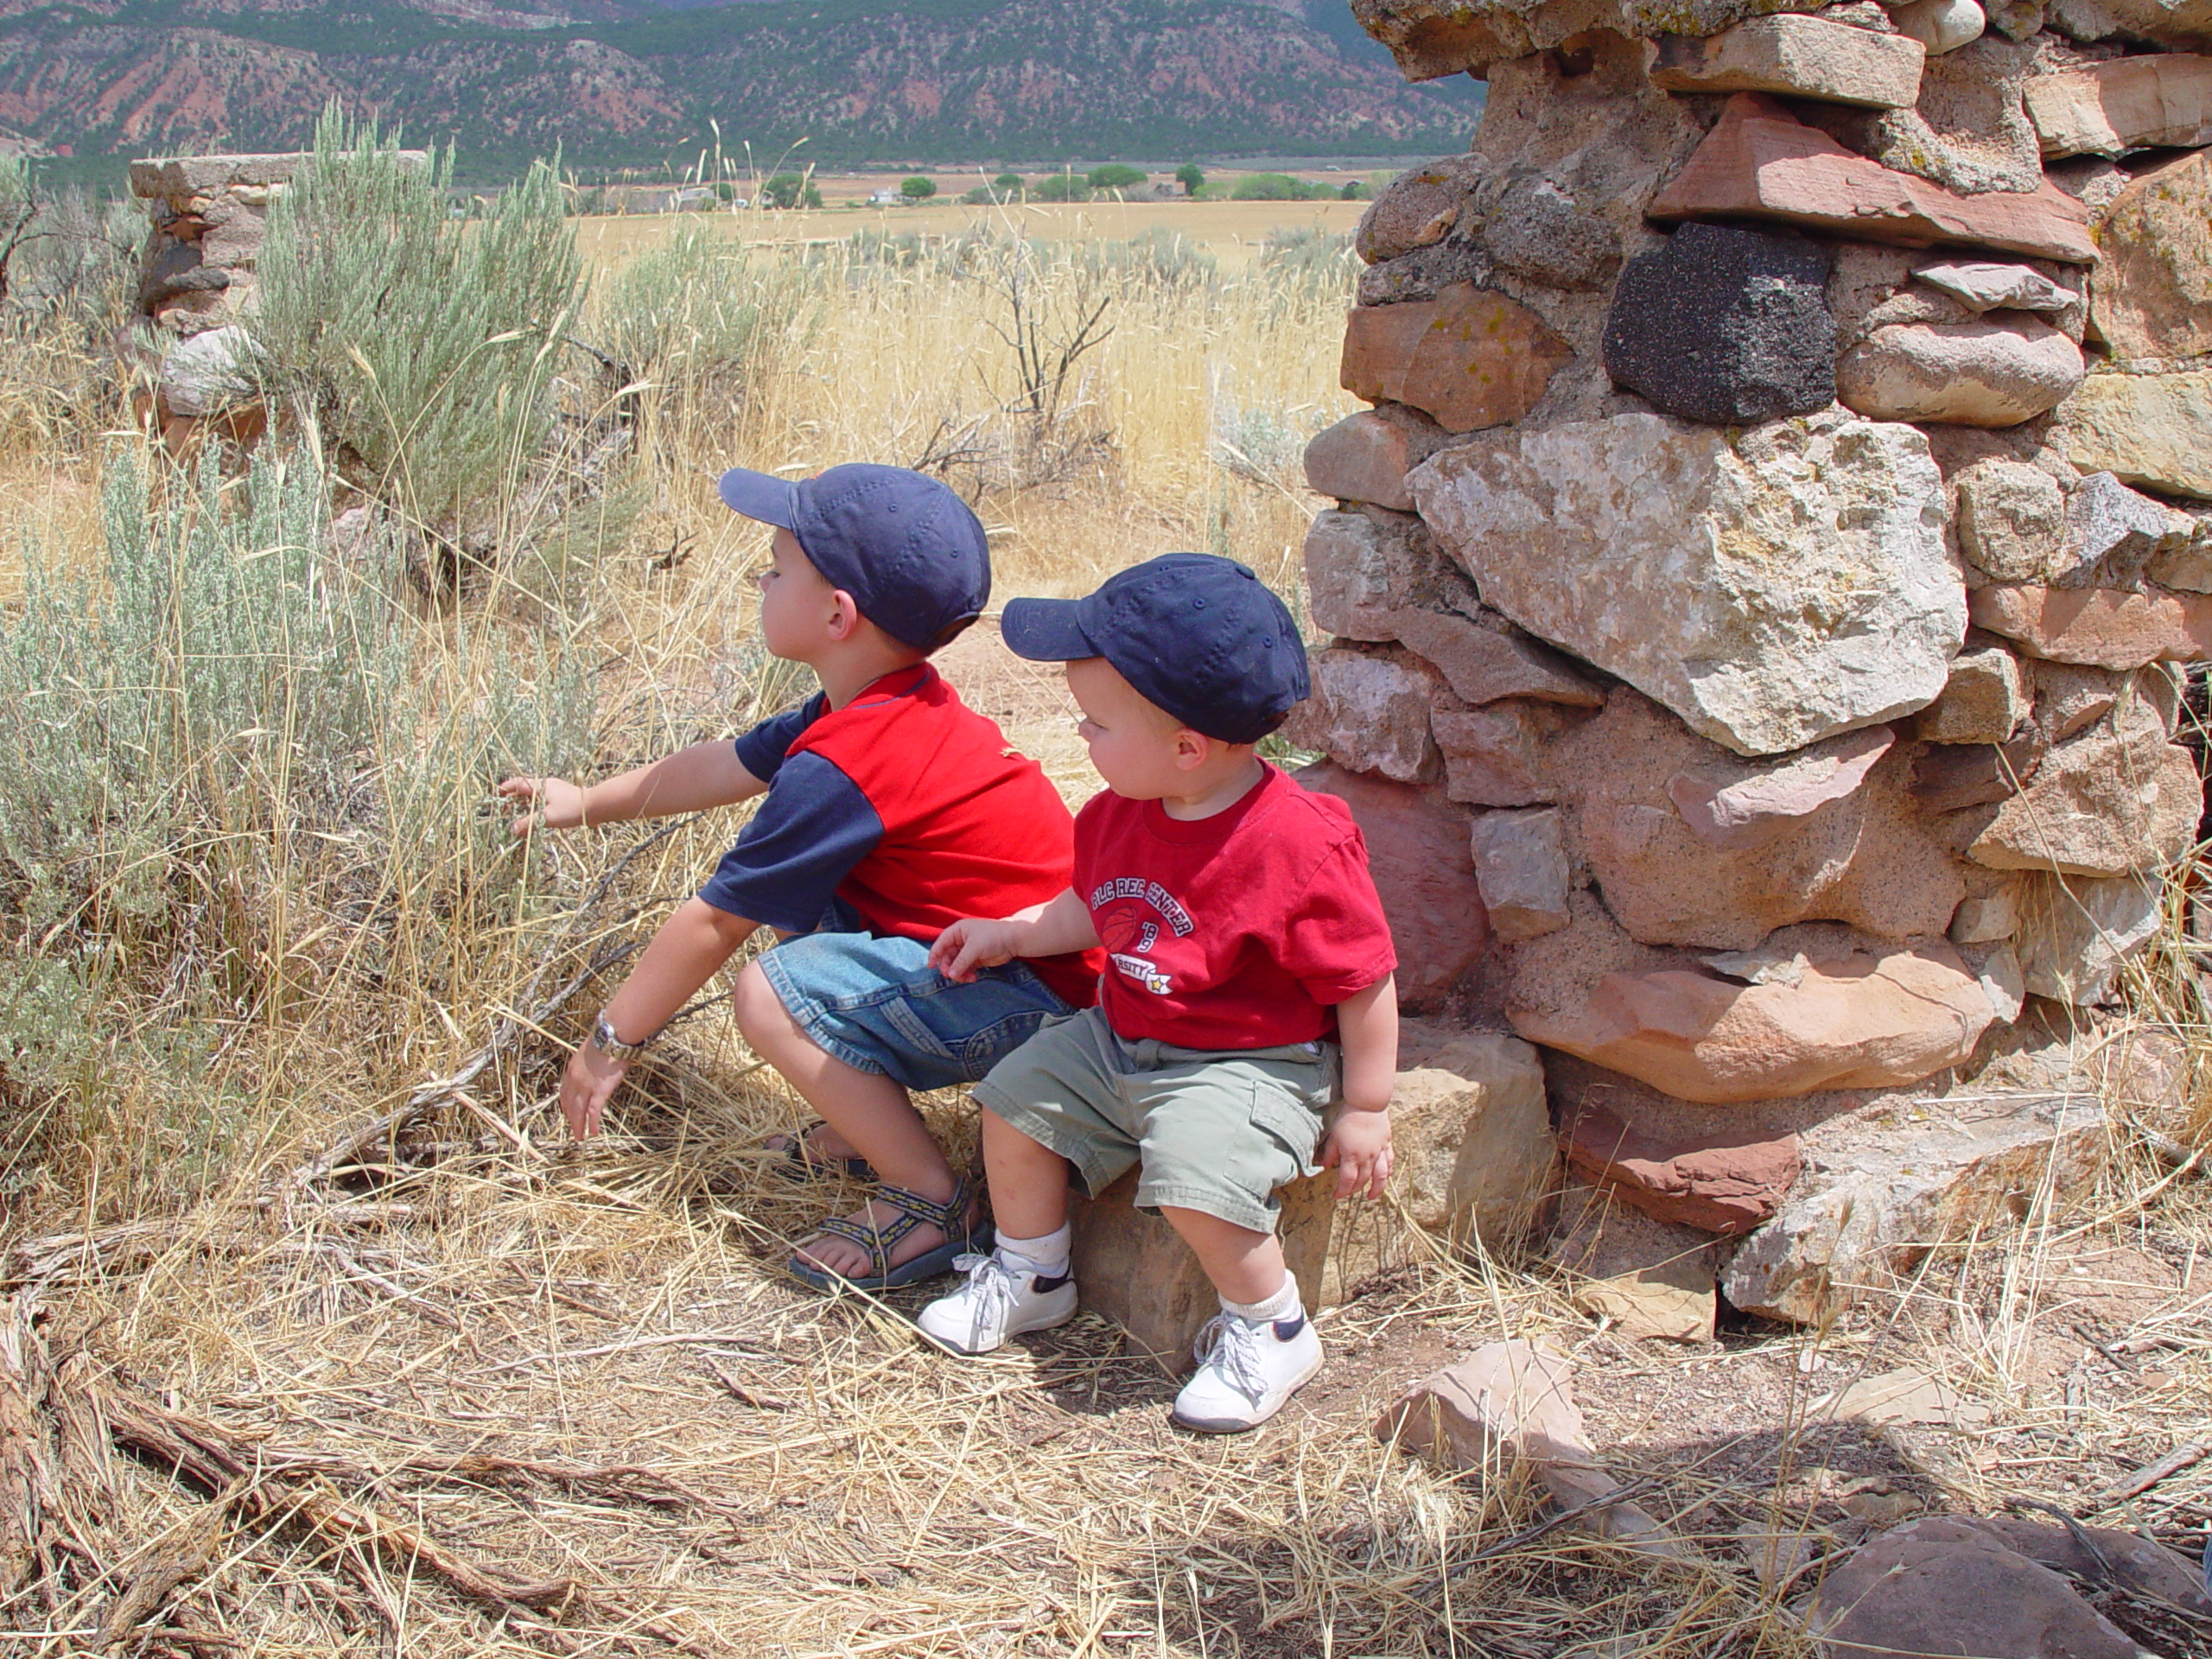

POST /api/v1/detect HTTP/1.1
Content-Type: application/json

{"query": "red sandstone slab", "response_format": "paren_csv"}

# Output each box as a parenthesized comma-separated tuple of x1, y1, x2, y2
(1967, 582, 2212, 669)
(1340, 282, 1573, 435)
(1648, 93, 2100, 265)
(1562, 1105, 1800, 1236)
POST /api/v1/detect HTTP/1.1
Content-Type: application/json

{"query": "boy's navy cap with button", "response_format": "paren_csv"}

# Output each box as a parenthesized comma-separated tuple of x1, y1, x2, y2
(717, 462, 990, 649)
(1001, 552, 1309, 744)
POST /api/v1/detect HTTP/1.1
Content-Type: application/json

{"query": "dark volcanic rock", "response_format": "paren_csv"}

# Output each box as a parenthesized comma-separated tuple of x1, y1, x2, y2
(1600, 222, 1836, 424)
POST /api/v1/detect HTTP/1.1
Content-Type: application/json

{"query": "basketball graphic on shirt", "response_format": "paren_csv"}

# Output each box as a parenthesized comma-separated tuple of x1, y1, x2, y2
(1097, 900, 1153, 957)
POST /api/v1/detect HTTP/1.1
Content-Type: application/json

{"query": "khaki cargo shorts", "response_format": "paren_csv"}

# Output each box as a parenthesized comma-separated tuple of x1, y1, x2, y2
(972, 1006, 1340, 1236)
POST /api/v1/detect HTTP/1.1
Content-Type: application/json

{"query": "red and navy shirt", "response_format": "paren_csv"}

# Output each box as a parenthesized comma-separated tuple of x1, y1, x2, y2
(700, 664, 1102, 1007)
(1073, 765, 1396, 1050)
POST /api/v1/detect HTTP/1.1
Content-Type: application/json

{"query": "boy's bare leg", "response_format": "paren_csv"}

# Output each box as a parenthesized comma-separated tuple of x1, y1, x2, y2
(733, 963, 975, 1277)
(980, 1107, 1074, 1240)
(1158, 1206, 1287, 1306)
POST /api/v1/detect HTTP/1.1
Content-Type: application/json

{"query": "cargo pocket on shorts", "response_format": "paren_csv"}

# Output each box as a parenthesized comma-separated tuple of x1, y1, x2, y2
(1247, 1071, 1326, 1177)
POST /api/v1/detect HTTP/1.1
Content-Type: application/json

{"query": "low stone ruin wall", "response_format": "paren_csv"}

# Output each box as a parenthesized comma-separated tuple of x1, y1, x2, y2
(1294, 0, 2209, 1330)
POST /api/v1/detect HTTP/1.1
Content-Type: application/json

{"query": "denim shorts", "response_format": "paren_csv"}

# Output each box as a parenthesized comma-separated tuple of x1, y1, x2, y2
(757, 929, 1075, 1093)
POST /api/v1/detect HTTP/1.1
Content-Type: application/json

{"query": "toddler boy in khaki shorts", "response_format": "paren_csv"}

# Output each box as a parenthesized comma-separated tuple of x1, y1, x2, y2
(918, 553, 1401, 1433)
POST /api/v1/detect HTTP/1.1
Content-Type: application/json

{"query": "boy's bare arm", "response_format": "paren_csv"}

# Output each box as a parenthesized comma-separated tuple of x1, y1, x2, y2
(499, 741, 766, 836)
(560, 898, 758, 1140)
(1322, 974, 1398, 1199)
(929, 887, 1100, 982)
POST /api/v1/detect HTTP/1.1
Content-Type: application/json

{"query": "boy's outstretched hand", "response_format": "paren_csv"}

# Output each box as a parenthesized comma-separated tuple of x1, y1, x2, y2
(1320, 1108, 1393, 1200)
(559, 1040, 627, 1141)
(929, 918, 1022, 984)
(498, 775, 585, 837)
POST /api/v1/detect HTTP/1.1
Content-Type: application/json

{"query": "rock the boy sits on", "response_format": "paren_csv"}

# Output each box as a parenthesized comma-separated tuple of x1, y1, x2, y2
(919, 553, 1400, 1433)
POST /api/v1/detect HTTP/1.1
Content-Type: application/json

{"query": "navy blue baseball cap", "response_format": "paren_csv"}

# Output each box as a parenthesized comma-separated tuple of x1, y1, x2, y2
(717, 462, 990, 650)
(1001, 553, 1310, 744)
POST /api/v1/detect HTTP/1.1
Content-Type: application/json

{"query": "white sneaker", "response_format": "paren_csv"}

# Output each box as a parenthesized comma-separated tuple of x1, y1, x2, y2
(1172, 1310, 1324, 1433)
(916, 1253, 1077, 1356)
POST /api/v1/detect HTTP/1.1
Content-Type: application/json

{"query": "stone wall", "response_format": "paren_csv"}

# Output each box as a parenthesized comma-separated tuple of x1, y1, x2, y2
(1300, 0, 2209, 1325)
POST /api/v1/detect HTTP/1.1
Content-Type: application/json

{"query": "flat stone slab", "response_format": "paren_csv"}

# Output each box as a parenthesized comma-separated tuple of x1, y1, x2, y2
(1409, 409, 1961, 758)
(1967, 582, 2212, 668)
(2066, 369, 2212, 500)
(2025, 51, 2212, 156)
(1648, 93, 2100, 264)
(1510, 945, 1997, 1104)
(1340, 282, 1573, 435)
(1562, 1103, 1800, 1236)
(1912, 258, 2075, 313)
(130, 154, 310, 198)
(1719, 1090, 2108, 1321)
(1651, 14, 1926, 107)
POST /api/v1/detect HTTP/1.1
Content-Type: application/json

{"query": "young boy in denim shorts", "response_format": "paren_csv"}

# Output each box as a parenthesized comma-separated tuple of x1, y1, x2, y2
(499, 464, 1101, 1289)
(918, 553, 1399, 1433)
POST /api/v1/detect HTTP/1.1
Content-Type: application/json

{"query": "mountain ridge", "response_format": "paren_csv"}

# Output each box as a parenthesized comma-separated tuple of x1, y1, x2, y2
(0, 0, 1482, 176)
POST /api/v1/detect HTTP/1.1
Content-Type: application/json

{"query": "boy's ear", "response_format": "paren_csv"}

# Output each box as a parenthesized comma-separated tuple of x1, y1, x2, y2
(1171, 728, 1213, 771)
(825, 588, 864, 640)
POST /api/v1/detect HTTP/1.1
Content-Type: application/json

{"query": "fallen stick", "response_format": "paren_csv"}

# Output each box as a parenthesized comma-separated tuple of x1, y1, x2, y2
(2094, 1443, 2208, 1508)
(102, 1389, 715, 1656)
(0, 1295, 53, 1599)
(92, 1487, 238, 1654)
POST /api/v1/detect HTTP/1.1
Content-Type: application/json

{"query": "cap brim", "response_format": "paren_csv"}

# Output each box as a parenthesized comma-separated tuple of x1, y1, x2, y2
(1000, 598, 1097, 663)
(716, 467, 803, 528)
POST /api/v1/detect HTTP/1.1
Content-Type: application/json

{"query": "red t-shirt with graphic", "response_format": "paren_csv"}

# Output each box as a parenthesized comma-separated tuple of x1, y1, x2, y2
(1071, 765, 1396, 1050)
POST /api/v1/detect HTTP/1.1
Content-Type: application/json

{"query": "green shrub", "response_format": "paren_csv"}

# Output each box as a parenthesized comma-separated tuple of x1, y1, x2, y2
(253, 106, 586, 547)
(900, 175, 938, 200)
(1231, 173, 1341, 202)
(764, 172, 823, 209)
(1174, 162, 1205, 196)
(1086, 163, 1146, 193)
(1031, 173, 1090, 203)
(994, 171, 1023, 194)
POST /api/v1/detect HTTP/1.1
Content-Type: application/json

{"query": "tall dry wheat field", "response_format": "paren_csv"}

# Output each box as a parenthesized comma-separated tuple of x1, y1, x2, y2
(0, 143, 2205, 1659)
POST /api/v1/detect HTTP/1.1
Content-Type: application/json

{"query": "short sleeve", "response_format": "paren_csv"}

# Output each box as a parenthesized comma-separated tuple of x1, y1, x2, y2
(733, 694, 826, 785)
(696, 752, 883, 932)
(1275, 835, 1397, 1006)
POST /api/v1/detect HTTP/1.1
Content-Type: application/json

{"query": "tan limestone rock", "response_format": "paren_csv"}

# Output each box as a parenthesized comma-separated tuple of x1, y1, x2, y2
(2013, 869, 2160, 1001)
(2049, 469, 2194, 588)
(1836, 317, 2083, 426)
(1389, 1024, 1555, 1246)
(2031, 658, 2121, 738)
(2026, 51, 2212, 156)
(1468, 807, 1572, 943)
(1967, 581, 2212, 666)
(2063, 369, 2212, 499)
(1355, 155, 1481, 263)
(1349, 0, 1830, 80)
(1376, 1342, 1688, 1555)
(1891, 0, 1989, 52)
(1432, 699, 1560, 807)
(1666, 726, 1896, 849)
(1071, 1168, 1335, 1372)
(1296, 764, 1489, 1014)
(1649, 15, 1926, 106)
(1410, 411, 1961, 759)
(1955, 457, 2066, 581)
(1285, 648, 1439, 783)
(1968, 683, 2199, 876)
(2088, 149, 2212, 363)
(1339, 283, 1573, 435)
(1914, 257, 2076, 312)
(1554, 691, 1963, 950)
(1301, 406, 1449, 512)
(1719, 1090, 2110, 1319)
(1508, 946, 1997, 1104)
(1647, 94, 2100, 263)
(1916, 643, 2026, 741)
(1302, 508, 1472, 643)
(1550, 1187, 1719, 1342)
(1561, 1103, 1801, 1235)
(1950, 879, 2024, 941)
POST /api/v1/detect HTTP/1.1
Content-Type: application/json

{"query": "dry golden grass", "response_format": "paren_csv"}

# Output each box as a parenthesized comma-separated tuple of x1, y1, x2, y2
(1, 219, 2208, 1659)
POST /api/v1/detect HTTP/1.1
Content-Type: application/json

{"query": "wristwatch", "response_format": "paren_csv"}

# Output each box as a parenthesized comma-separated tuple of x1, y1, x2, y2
(588, 1014, 653, 1062)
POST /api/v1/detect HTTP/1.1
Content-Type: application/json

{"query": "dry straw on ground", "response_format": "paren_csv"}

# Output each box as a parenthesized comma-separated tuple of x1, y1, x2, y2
(0, 203, 2207, 1657)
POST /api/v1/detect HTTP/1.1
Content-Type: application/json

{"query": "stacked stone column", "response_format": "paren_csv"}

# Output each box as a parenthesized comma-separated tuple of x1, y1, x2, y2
(1296, 0, 2210, 1326)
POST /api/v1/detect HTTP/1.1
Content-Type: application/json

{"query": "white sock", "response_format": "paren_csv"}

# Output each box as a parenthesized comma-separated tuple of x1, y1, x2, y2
(1222, 1278, 1301, 1326)
(995, 1224, 1071, 1281)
